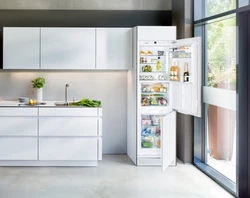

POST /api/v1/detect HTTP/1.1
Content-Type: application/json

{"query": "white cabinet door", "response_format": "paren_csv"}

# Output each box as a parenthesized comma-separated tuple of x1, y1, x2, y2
(39, 138, 98, 160)
(39, 117, 100, 136)
(0, 138, 37, 160)
(0, 117, 38, 136)
(96, 28, 132, 70)
(161, 111, 176, 172)
(171, 37, 201, 117)
(3, 27, 40, 69)
(41, 28, 95, 70)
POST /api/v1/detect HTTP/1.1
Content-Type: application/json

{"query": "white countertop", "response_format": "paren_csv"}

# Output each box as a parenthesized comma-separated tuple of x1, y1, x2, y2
(0, 100, 101, 108)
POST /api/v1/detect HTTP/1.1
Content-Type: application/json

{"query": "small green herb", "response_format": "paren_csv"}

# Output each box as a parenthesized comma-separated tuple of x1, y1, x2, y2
(31, 77, 45, 89)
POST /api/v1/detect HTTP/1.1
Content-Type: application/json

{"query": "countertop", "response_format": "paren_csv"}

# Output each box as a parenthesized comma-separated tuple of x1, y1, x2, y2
(0, 100, 102, 108)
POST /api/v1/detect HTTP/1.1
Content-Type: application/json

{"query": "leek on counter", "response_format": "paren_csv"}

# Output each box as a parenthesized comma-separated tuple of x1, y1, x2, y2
(71, 98, 101, 107)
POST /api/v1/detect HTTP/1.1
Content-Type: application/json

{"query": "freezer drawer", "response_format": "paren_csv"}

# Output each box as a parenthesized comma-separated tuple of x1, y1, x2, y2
(39, 117, 101, 136)
(0, 138, 38, 160)
(39, 138, 98, 160)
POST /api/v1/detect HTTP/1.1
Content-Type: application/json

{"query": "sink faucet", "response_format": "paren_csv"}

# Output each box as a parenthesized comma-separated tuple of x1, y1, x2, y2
(65, 84, 69, 104)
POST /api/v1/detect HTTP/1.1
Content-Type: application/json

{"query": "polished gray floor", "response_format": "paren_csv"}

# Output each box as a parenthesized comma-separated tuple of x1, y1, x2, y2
(0, 155, 234, 198)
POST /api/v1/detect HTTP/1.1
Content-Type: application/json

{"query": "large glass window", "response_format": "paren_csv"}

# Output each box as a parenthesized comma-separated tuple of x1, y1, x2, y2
(206, 0, 236, 17)
(207, 16, 236, 90)
(194, 1, 237, 195)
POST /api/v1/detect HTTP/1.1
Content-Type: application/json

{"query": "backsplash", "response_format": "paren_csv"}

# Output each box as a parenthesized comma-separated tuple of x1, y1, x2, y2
(0, 71, 127, 154)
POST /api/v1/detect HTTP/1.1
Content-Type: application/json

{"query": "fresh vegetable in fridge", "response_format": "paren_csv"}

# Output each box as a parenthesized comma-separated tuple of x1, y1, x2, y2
(142, 142, 154, 148)
(142, 65, 152, 72)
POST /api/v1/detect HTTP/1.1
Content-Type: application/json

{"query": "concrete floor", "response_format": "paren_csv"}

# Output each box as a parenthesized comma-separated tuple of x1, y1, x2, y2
(0, 155, 234, 198)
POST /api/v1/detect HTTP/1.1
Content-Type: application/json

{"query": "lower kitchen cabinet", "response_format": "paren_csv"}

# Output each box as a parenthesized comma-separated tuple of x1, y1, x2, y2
(0, 107, 102, 166)
(39, 138, 98, 160)
(0, 138, 38, 160)
(39, 117, 101, 136)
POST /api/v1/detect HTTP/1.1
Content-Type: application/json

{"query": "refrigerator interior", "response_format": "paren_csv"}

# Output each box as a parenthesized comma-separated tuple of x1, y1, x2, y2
(137, 41, 195, 163)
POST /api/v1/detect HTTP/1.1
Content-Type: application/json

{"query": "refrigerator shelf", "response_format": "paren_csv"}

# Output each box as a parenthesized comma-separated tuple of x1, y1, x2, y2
(141, 124, 161, 127)
(139, 71, 167, 73)
(141, 92, 167, 94)
(139, 55, 167, 57)
(139, 80, 170, 83)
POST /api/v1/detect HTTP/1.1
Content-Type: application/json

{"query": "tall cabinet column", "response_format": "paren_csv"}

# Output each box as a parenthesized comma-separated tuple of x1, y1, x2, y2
(172, 0, 194, 163)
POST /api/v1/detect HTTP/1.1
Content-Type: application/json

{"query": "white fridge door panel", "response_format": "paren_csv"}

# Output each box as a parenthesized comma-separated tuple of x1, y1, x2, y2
(161, 111, 176, 172)
(171, 37, 201, 117)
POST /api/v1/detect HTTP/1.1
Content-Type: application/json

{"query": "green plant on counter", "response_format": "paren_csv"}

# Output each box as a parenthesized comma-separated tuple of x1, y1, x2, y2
(72, 98, 101, 107)
(31, 77, 45, 88)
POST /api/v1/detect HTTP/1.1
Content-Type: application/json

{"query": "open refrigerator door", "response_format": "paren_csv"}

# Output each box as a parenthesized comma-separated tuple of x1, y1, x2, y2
(161, 111, 176, 172)
(169, 37, 201, 117)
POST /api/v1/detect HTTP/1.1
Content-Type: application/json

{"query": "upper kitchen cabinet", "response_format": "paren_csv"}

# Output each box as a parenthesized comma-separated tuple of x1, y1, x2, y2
(3, 27, 40, 69)
(96, 28, 132, 70)
(41, 28, 95, 70)
(137, 26, 176, 41)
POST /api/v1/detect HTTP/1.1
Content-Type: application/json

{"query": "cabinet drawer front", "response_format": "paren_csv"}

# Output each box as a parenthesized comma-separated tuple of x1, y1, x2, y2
(0, 138, 37, 160)
(0, 117, 38, 136)
(39, 108, 101, 116)
(0, 108, 38, 116)
(39, 138, 97, 160)
(39, 117, 100, 136)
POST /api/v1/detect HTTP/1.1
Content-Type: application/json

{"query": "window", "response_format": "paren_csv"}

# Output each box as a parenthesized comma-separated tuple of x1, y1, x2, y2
(194, 1, 237, 195)
(206, 16, 236, 90)
(206, 0, 236, 17)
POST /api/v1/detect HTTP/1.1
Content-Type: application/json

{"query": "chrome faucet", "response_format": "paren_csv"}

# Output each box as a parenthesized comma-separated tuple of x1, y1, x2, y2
(65, 84, 69, 104)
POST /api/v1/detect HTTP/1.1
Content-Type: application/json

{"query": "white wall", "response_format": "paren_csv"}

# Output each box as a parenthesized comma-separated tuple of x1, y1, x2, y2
(0, 0, 172, 10)
(0, 71, 127, 154)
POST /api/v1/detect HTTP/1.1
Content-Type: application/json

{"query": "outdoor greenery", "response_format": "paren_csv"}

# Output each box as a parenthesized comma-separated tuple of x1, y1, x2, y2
(206, 0, 236, 88)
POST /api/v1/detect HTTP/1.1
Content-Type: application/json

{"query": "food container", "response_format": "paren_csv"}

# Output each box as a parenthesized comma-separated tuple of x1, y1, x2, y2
(18, 97, 29, 103)
(142, 120, 152, 125)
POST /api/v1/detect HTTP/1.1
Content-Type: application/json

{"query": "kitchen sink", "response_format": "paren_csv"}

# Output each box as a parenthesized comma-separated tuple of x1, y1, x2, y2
(54, 102, 72, 106)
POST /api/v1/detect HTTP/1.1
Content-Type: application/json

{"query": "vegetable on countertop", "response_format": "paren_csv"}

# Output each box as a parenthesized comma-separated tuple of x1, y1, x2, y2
(72, 98, 101, 107)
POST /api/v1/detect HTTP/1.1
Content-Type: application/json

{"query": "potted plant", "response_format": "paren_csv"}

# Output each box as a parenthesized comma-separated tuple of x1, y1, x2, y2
(207, 64, 236, 160)
(31, 77, 45, 103)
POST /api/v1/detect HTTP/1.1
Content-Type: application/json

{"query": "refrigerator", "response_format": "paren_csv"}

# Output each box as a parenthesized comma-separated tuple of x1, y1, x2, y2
(127, 26, 202, 172)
